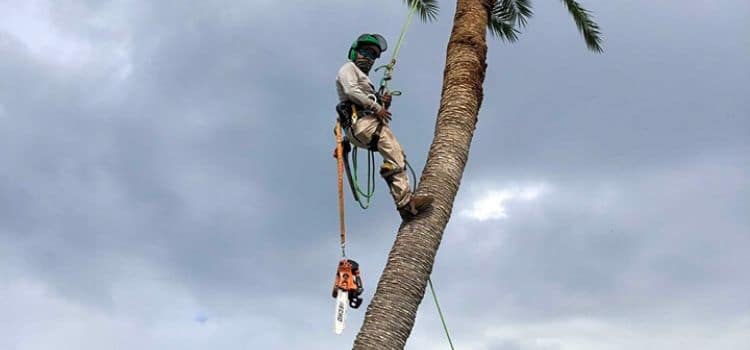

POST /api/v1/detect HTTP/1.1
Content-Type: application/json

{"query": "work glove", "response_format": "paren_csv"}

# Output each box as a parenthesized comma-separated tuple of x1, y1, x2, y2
(374, 106, 392, 125)
(380, 93, 392, 109)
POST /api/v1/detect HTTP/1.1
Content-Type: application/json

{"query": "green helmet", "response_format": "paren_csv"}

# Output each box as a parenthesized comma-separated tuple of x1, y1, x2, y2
(348, 34, 388, 61)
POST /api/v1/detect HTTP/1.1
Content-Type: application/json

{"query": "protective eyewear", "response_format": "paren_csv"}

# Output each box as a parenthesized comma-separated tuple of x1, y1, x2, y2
(357, 47, 380, 60)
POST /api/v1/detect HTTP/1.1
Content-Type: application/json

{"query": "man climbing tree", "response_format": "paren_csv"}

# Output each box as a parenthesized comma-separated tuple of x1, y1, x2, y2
(335, 33, 433, 219)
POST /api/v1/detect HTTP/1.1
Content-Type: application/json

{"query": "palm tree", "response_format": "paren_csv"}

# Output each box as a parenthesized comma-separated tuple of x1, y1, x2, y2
(351, 0, 602, 349)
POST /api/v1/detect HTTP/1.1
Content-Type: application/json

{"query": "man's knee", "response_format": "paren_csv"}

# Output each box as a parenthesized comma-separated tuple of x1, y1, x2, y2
(380, 162, 406, 186)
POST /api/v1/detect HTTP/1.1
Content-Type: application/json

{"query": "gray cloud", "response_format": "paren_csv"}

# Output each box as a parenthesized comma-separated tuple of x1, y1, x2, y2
(1, 0, 748, 349)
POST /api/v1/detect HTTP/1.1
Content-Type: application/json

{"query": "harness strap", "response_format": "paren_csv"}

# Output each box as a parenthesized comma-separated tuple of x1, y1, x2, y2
(368, 122, 384, 151)
(345, 104, 382, 152)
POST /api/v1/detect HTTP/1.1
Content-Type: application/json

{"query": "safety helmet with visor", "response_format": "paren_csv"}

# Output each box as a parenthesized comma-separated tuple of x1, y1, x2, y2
(348, 34, 388, 61)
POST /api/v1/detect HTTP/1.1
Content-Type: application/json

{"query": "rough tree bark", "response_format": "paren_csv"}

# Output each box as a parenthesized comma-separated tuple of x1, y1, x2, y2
(352, 0, 490, 348)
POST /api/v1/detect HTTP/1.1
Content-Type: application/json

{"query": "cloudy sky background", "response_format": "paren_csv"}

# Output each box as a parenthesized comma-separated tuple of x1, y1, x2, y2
(0, 0, 748, 349)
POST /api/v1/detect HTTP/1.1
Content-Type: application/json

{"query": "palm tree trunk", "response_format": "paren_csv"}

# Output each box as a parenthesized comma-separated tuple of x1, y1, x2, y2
(352, 0, 490, 349)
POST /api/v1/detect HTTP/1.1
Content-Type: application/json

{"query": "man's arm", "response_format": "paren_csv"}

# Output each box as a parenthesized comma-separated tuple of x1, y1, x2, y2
(337, 64, 382, 113)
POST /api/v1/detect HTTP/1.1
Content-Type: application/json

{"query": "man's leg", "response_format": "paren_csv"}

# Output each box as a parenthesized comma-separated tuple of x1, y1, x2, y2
(347, 116, 378, 149)
(374, 126, 411, 208)
(351, 116, 432, 216)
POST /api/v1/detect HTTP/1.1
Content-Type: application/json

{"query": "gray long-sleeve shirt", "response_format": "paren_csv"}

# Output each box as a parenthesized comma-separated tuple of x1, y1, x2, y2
(336, 61, 382, 112)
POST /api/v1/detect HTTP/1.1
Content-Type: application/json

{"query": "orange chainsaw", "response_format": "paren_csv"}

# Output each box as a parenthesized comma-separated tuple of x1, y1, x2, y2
(332, 258, 363, 307)
(332, 259, 363, 334)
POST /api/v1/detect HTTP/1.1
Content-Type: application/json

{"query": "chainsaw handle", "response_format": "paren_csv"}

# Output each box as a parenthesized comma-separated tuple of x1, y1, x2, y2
(349, 294, 363, 308)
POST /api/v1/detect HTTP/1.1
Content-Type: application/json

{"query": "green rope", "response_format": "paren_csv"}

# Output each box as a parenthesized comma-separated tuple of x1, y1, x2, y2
(351, 147, 377, 209)
(428, 278, 456, 350)
(405, 162, 455, 349)
(377, 3, 418, 94)
(390, 3, 417, 67)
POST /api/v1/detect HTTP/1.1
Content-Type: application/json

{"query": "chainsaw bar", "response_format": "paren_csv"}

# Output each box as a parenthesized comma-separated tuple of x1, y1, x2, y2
(334, 289, 349, 334)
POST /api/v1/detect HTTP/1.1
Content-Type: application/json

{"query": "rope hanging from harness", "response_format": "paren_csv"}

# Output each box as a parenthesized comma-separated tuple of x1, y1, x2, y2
(336, 103, 379, 210)
(332, 121, 364, 316)
(334, 122, 347, 257)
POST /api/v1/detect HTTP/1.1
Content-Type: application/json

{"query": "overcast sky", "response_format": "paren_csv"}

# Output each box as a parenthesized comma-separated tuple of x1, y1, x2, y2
(1, 1, 748, 349)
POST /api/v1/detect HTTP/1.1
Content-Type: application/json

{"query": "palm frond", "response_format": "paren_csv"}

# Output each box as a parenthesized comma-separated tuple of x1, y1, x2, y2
(488, 0, 532, 42)
(493, 0, 533, 28)
(560, 0, 603, 52)
(488, 17, 520, 42)
(404, 0, 440, 22)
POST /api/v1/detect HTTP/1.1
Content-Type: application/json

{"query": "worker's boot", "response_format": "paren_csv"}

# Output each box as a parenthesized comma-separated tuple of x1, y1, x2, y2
(398, 194, 434, 220)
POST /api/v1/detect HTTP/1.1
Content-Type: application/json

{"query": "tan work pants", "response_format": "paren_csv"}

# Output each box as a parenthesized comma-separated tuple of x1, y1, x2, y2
(345, 115, 411, 208)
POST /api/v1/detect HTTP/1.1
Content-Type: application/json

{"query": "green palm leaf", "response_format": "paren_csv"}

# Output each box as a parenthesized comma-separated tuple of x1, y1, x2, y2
(494, 0, 533, 27)
(488, 0, 533, 42)
(404, 0, 440, 22)
(560, 0, 603, 52)
(488, 17, 520, 42)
